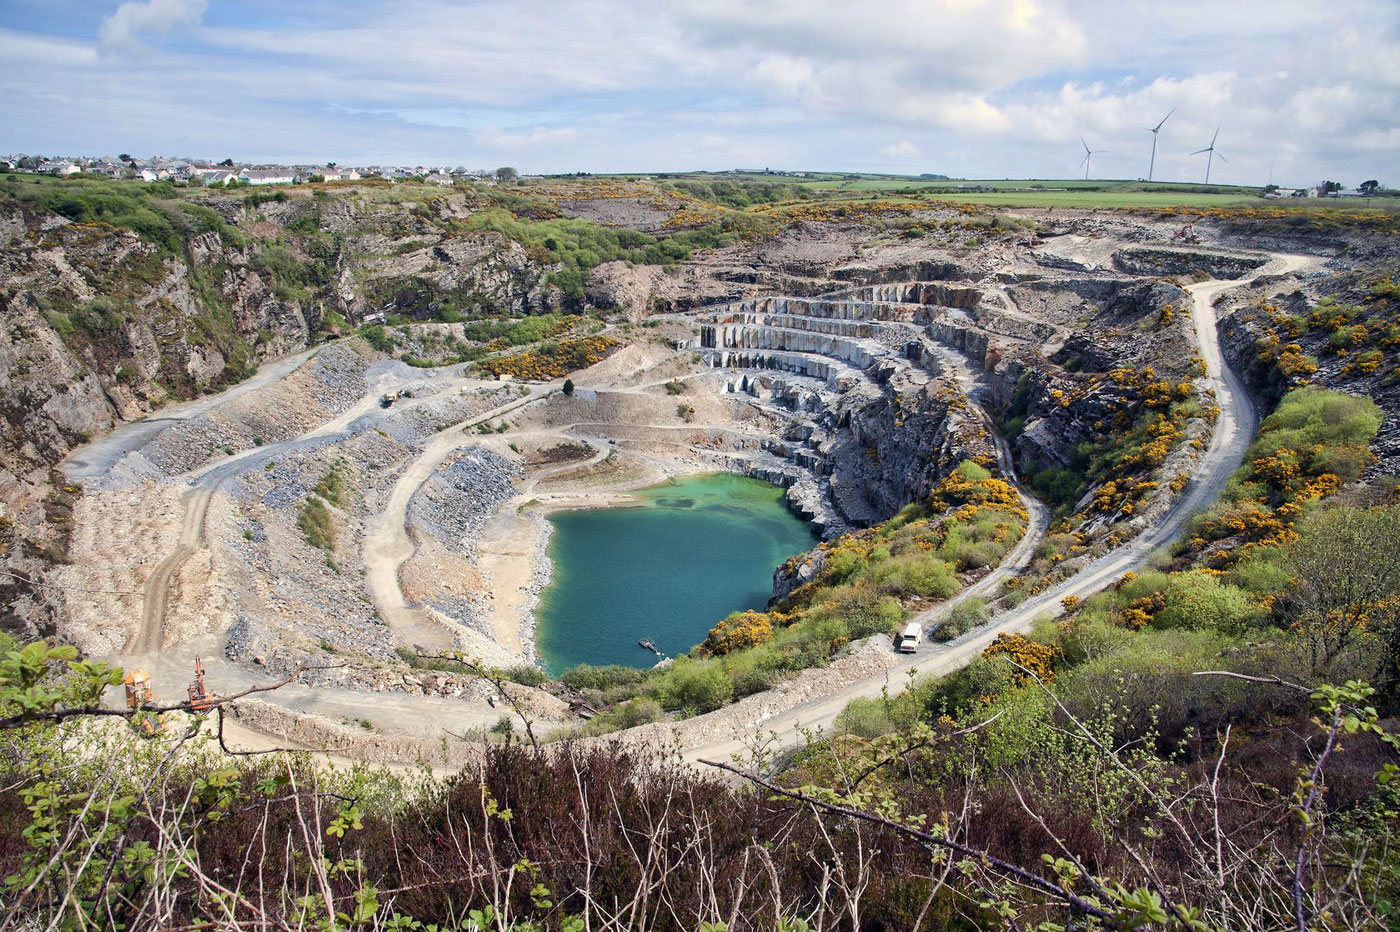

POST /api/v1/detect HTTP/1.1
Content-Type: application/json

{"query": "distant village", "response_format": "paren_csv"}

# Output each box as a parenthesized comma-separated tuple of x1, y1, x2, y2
(0, 153, 501, 187)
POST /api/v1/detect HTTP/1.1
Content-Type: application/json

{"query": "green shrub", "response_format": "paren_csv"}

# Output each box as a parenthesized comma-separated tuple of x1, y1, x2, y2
(820, 549, 866, 586)
(72, 297, 124, 335)
(957, 460, 993, 481)
(44, 311, 74, 337)
(937, 532, 1003, 571)
(1152, 573, 1261, 633)
(313, 461, 348, 508)
(0, 176, 242, 252)
(1052, 615, 1134, 666)
(807, 586, 906, 639)
(1227, 546, 1292, 594)
(1247, 387, 1381, 484)
(869, 554, 958, 600)
(578, 697, 663, 736)
(723, 646, 782, 697)
(1052, 626, 1252, 749)
(835, 697, 895, 738)
(503, 665, 548, 688)
(560, 664, 649, 692)
(297, 497, 336, 552)
(1030, 464, 1085, 507)
(936, 597, 988, 641)
(361, 325, 395, 352)
(652, 657, 733, 714)
(915, 654, 1018, 716)
(1115, 569, 1172, 602)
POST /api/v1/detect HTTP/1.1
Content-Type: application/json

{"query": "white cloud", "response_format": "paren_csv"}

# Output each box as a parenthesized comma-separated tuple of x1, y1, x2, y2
(474, 126, 580, 153)
(750, 54, 817, 98)
(0, 0, 1392, 182)
(99, 0, 206, 50)
(880, 140, 921, 159)
(0, 28, 99, 68)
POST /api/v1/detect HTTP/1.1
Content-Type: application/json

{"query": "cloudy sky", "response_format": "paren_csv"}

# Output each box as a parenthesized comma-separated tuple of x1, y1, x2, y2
(3, 0, 1397, 185)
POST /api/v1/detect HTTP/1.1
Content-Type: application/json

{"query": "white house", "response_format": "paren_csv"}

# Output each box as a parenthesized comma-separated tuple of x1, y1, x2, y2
(239, 169, 297, 185)
(40, 161, 81, 176)
(139, 169, 159, 183)
(424, 172, 454, 186)
(191, 169, 239, 186)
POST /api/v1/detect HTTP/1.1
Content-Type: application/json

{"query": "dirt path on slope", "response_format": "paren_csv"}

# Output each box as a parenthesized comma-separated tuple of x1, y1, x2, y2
(62, 347, 322, 485)
(127, 371, 402, 655)
(361, 387, 557, 650)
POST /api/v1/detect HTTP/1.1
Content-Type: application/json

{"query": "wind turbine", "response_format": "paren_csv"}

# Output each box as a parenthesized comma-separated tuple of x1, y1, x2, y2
(1191, 128, 1227, 183)
(1146, 107, 1174, 181)
(1079, 137, 1105, 180)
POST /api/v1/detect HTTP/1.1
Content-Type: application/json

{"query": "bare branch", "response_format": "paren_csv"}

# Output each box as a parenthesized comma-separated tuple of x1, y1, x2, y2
(0, 662, 344, 730)
(412, 651, 540, 751)
(1192, 670, 1314, 694)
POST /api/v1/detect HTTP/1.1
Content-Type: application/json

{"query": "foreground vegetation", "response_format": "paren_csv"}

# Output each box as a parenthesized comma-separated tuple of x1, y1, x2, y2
(3, 503, 1396, 932)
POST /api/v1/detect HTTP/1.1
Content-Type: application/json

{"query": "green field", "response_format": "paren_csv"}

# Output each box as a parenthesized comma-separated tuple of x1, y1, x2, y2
(801, 177, 1259, 206)
(801, 177, 1245, 191)
(785, 177, 1400, 212)
(893, 190, 1263, 208)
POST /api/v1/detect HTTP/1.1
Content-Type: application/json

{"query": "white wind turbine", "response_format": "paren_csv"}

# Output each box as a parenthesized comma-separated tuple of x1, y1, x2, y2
(1146, 107, 1174, 181)
(1079, 137, 1105, 180)
(1191, 128, 1227, 183)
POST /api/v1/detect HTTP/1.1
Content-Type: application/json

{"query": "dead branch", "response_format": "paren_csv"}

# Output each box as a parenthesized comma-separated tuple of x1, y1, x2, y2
(0, 662, 344, 729)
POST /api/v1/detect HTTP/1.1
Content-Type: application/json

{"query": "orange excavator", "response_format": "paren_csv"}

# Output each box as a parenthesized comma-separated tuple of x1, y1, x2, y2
(188, 656, 215, 714)
(123, 659, 215, 734)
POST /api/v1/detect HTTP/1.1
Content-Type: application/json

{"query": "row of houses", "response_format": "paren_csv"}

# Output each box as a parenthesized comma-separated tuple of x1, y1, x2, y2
(3, 154, 498, 187)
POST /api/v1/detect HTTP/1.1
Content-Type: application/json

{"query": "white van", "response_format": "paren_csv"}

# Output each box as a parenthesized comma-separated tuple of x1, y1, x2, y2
(895, 622, 922, 653)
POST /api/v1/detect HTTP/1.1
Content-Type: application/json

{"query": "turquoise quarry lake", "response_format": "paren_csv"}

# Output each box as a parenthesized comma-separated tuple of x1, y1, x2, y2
(534, 473, 818, 675)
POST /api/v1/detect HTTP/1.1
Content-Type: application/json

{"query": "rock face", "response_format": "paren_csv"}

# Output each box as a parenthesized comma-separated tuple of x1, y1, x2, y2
(1113, 246, 1267, 279)
(694, 281, 1000, 532)
(356, 233, 558, 317)
(586, 261, 667, 319)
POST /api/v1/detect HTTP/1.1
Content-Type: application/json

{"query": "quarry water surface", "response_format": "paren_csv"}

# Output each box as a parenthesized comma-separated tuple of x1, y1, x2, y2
(535, 473, 818, 675)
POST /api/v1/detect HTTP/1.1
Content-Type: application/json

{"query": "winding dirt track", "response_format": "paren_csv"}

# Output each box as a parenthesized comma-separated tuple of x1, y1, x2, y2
(133, 485, 214, 654)
(683, 252, 1310, 764)
(361, 387, 556, 649)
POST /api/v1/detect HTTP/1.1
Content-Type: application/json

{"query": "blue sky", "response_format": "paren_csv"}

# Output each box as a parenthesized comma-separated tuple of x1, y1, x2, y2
(2, 0, 1397, 186)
